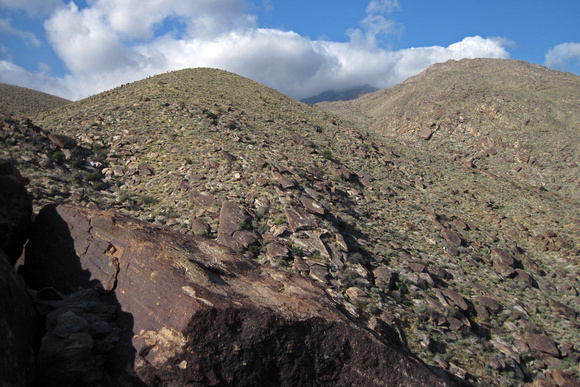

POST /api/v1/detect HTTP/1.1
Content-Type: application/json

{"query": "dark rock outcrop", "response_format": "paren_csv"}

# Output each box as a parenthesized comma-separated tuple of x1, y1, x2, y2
(21, 204, 449, 386)
(0, 249, 39, 387)
(0, 160, 32, 264)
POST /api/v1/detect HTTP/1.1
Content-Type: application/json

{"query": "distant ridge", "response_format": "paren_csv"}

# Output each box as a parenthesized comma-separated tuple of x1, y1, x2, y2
(0, 83, 71, 117)
(319, 58, 580, 201)
(301, 85, 378, 104)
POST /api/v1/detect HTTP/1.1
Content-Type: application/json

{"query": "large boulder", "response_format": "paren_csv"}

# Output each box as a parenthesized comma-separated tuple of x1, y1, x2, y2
(22, 204, 450, 386)
(0, 160, 32, 264)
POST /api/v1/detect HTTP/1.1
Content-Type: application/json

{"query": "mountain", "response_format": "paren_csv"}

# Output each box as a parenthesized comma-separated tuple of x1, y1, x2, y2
(0, 83, 71, 117)
(1, 64, 579, 385)
(318, 58, 580, 202)
(301, 85, 378, 104)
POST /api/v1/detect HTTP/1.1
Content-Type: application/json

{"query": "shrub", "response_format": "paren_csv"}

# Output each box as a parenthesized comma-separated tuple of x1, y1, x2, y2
(53, 150, 65, 164)
(84, 172, 100, 182)
(322, 150, 332, 159)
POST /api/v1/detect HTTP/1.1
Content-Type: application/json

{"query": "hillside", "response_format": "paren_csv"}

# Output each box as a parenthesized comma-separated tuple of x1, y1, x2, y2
(318, 58, 580, 202)
(0, 83, 71, 117)
(1, 66, 579, 385)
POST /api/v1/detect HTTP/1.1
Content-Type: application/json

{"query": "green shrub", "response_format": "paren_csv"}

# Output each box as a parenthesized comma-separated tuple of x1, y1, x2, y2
(53, 150, 65, 164)
(84, 172, 100, 182)
(322, 150, 332, 159)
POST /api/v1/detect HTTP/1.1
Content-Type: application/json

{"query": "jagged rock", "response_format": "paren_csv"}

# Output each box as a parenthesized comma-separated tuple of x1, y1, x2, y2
(285, 205, 317, 231)
(491, 247, 516, 268)
(473, 296, 501, 313)
(374, 267, 397, 293)
(272, 171, 296, 189)
(289, 131, 314, 147)
(441, 228, 462, 247)
(300, 195, 326, 216)
(291, 231, 329, 259)
(0, 249, 39, 387)
(20, 204, 448, 386)
(254, 155, 267, 168)
(523, 332, 560, 357)
(190, 218, 210, 237)
(513, 269, 534, 286)
(308, 264, 330, 284)
(191, 190, 216, 207)
(345, 286, 368, 304)
(266, 242, 289, 260)
(439, 288, 469, 312)
(0, 160, 32, 264)
(47, 133, 77, 149)
(548, 298, 577, 319)
(218, 201, 250, 238)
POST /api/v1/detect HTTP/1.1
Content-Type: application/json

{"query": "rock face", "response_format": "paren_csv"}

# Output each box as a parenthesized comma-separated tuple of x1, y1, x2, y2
(0, 250, 39, 387)
(21, 204, 449, 386)
(0, 160, 32, 264)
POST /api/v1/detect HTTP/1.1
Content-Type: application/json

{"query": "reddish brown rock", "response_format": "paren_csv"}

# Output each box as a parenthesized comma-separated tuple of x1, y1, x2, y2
(191, 190, 216, 207)
(373, 267, 397, 293)
(266, 242, 289, 260)
(513, 269, 534, 286)
(441, 228, 462, 247)
(21, 204, 449, 386)
(218, 202, 250, 238)
(523, 332, 560, 357)
(491, 247, 516, 268)
(285, 205, 317, 231)
(190, 218, 210, 237)
(272, 171, 296, 189)
(440, 288, 469, 312)
(300, 195, 326, 216)
(548, 298, 577, 319)
(309, 264, 330, 284)
(47, 133, 77, 149)
(473, 296, 501, 313)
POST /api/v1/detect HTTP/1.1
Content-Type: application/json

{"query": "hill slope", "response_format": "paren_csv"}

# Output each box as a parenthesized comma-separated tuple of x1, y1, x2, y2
(1, 67, 578, 385)
(318, 58, 580, 202)
(0, 83, 71, 117)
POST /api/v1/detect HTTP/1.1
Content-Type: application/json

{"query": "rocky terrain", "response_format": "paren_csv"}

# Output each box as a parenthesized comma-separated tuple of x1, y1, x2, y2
(318, 58, 580, 202)
(1, 59, 579, 386)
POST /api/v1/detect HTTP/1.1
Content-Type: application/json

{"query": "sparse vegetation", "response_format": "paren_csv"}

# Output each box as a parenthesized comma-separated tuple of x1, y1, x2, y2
(2, 61, 576, 386)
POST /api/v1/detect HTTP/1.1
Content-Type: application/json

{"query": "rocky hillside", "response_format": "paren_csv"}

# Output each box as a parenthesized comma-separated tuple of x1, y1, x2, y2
(1, 65, 579, 385)
(318, 58, 580, 202)
(0, 83, 71, 117)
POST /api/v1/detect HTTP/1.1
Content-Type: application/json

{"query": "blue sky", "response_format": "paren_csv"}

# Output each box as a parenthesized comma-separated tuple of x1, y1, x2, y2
(1, 0, 579, 101)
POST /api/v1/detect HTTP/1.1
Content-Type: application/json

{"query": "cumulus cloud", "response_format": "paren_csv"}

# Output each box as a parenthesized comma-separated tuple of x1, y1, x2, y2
(1, 0, 512, 101)
(545, 42, 580, 73)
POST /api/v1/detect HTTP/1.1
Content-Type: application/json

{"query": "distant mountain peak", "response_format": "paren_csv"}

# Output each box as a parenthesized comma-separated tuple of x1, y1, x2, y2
(301, 85, 378, 104)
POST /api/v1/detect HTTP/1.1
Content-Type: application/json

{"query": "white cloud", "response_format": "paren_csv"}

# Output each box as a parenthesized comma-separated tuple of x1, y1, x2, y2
(0, 0, 63, 17)
(366, 0, 400, 15)
(0, 0, 512, 101)
(0, 17, 41, 46)
(545, 42, 580, 72)
(44, 2, 139, 74)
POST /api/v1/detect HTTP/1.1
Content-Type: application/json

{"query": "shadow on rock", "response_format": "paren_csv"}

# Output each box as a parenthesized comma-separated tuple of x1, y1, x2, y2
(20, 204, 145, 386)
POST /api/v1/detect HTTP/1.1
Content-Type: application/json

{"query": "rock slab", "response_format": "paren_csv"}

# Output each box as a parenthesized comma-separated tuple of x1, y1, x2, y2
(22, 204, 450, 386)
